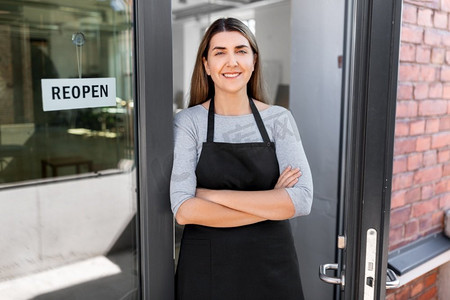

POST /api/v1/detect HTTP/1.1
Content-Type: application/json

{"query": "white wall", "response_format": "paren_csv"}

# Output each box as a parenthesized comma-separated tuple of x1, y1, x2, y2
(0, 172, 136, 281)
(255, 1, 291, 85)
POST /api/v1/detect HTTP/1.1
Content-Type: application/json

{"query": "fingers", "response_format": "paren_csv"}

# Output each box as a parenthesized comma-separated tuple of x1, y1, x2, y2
(275, 166, 302, 189)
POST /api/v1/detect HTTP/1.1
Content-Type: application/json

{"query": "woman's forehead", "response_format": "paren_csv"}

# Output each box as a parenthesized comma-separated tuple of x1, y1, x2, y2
(209, 31, 250, 49)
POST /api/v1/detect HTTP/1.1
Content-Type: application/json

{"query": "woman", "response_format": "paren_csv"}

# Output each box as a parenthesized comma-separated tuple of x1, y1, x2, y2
(170, 17, 313, 300)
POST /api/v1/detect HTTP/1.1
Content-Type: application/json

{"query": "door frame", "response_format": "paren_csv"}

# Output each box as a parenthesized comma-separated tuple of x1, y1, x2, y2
(131, 0, 403, 298)
(341, 0, 402, 299)
(134, 0, 175, 299)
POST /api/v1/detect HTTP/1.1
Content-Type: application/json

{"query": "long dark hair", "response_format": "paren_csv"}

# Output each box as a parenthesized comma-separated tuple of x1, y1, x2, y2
(189, 18, 268, 107)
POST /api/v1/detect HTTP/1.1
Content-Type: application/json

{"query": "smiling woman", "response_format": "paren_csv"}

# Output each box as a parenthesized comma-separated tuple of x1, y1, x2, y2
(170, 17, 313, 300)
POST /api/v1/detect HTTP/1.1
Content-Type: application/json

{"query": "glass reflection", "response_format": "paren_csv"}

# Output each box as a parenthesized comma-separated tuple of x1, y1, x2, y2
(0, 1, 138, 299)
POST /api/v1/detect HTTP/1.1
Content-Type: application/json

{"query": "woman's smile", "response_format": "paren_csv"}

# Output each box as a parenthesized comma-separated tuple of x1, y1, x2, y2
(222, 72, 241, 78)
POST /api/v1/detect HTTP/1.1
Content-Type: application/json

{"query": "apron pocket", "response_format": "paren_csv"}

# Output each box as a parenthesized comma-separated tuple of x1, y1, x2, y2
(176, 239, 211, 300)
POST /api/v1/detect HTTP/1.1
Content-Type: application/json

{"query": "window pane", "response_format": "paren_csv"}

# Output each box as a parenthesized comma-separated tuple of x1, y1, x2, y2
(0, 0, 134, 184)
(0, 1, 138, 299)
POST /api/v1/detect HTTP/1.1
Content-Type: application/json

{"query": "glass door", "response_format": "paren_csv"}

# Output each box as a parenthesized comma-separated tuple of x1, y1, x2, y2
(0, 0, 138, 299)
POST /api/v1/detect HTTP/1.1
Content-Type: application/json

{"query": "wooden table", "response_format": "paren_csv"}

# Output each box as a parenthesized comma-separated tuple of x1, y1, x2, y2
(41, 156, 93, 178)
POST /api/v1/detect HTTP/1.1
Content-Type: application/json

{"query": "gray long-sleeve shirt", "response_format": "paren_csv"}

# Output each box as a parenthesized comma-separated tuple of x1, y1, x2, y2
(170, 104, 313, 218)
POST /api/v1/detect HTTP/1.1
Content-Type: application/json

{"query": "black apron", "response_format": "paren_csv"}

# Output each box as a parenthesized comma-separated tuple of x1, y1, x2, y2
(176, 97, 304, 300)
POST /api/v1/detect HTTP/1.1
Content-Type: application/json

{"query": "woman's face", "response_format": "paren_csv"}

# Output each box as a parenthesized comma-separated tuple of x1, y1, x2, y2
(203, 31, 256, 97)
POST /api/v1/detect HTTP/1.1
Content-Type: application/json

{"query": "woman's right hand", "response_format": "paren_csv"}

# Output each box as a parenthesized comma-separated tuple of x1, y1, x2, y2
(275, 166, 302, 189)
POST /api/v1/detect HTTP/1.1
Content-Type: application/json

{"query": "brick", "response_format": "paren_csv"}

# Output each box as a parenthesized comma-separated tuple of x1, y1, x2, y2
(411, 279, 425, 296)
(419, 213, 434, 232)
(424, 29, 442, 46)
(410, 120, 426, 135)
(403, 4, 417, 24)
(397, 85, 413, 100)
(416, 136, 431, 151)
(406, 187, 422, 203)
(396, 101, 418, 118)
(400, 43, 416, 62)
(435, 179, 449, 194)
(419, 65, 436, 81)
(432, 210, 444, 227)
(418, 100, 447, 116)
(423, 150, 437, 166)
(408, 152, 423, 170)
(385, 293, 395, 300)
(440, 193, 450, 208)
(395, 137, 417, 155)
(431, 47, 445, 63)
(444, 163, 450, 176)
(443, 84, 450, 98)
(443, 31, 450, 47)
(438, 149, 450, 163)
(439, 116, 450, 130)
(391, 206, 412, 225)
(414, 83, 428, 99)
(422, 183, 435, 199)
(428, 82, 442, 98)
(405, 219, 419, 238)
(407, 0, 439, 10)
(416, 45, 431, 63)
(422, 214, 440, 234)
(391, 190, 406, 208)
(444, 0, 450, 12)
(418, 286, 437, 300)
(418, 8, 433, 27)
(389, 224, 404, 247)
(399, 64, 421, 81)
(446, 50, 450, 64)
(425, 118, 440, 133)
(413, 165, 442, 184)
(441, 66, 450, 81)
(392, 172, 414, 191)
(401, 25, 423, 44)
(395, 121, 410, 136)
(393, 156, 408, 174)
(431, 132, 450, 148)
(434, 12, 448, 28)
(396, 285, 412, 300)
(424, 271, 437, 288)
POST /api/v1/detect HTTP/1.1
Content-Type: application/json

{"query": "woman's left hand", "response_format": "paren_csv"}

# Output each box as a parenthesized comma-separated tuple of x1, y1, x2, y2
(275, 166, 302, 189)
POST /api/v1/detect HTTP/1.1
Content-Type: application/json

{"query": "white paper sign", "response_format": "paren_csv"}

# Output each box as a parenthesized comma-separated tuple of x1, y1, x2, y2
(41, 78, 116, 111)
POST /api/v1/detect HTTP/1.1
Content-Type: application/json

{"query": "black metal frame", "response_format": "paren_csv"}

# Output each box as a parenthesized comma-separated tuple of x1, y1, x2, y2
(134, 0, 174, 299)
(130, 0, 403, 298)
(342, 0, 402, 299)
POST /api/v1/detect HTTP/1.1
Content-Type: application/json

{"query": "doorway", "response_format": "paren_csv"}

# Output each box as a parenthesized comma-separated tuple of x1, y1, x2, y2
(171, 1, 345, 299)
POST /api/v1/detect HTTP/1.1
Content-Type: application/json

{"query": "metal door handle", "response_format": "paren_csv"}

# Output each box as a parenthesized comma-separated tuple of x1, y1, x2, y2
(319, 263, 345, 288)
(386, 268, 400, 289)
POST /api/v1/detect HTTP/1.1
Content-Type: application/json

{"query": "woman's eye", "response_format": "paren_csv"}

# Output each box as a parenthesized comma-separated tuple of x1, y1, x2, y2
(237, 50, 247, 54)
(214, 51, 224, 56)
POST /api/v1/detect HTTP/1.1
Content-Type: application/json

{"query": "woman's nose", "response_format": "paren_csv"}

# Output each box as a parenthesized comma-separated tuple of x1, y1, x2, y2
(227, 54, 238, 67)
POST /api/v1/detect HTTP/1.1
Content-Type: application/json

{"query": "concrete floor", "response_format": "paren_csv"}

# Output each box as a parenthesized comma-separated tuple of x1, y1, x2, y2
(0, 252, 137, 300)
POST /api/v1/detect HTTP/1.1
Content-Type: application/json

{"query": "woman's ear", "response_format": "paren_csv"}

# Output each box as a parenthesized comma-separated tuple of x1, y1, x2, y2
(203, 57, 210, 75)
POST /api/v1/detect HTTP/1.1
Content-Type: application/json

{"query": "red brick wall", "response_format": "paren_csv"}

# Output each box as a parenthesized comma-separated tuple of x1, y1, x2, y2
(388, 0, 450, 299)
(386, 270, 439, 300)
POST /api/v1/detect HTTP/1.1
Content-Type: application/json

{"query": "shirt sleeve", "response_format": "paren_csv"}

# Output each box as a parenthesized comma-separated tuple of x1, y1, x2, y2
(273, 109, 313, 218)
(169, 110, 199, 217)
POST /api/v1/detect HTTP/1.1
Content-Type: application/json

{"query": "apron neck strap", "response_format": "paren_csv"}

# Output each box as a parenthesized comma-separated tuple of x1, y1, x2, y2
(206, 97, 271, 143)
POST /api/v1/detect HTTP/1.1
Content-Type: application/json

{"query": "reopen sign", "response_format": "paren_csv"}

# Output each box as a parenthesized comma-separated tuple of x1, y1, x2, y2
(41, 78, 116, 111)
